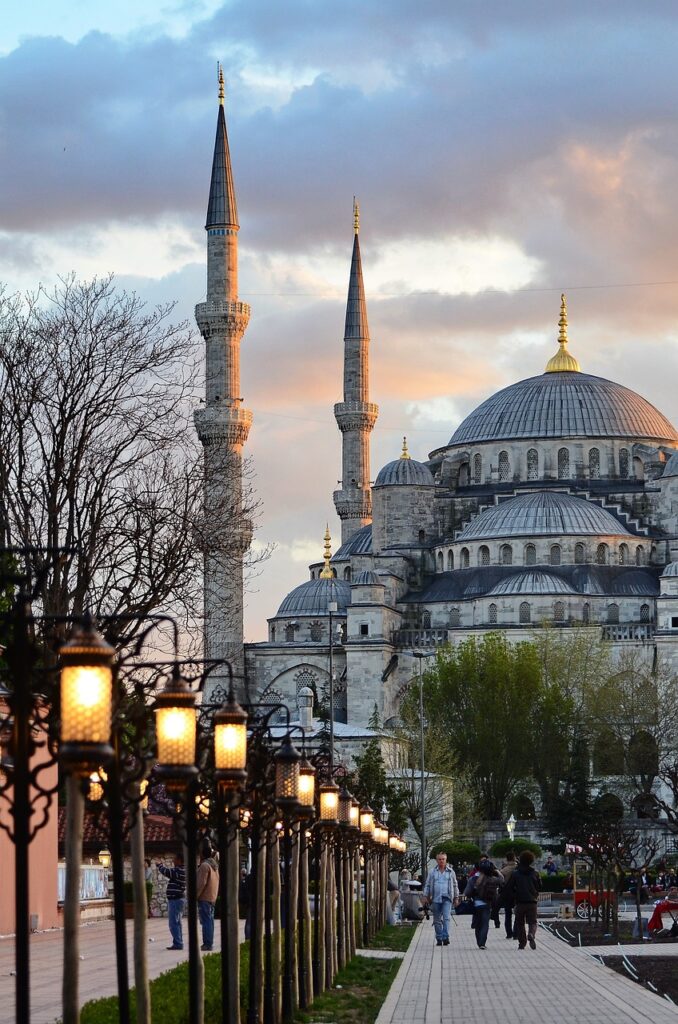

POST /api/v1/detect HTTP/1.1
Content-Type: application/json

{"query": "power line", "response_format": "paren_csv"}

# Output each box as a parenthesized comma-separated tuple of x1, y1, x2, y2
(239, 279, 678, 299)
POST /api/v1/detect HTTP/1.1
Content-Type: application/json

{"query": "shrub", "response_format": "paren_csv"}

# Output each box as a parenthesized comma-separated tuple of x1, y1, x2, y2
(433, 840, 482, 869)
(489, 838, 542, 859)
(539, 871, 570, 893)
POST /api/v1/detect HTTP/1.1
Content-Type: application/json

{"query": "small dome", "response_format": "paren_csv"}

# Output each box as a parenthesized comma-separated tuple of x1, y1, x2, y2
(456, 491, 631, 542)
(489, 571, 575, 596)
(352, 570, 380, 585)
(663, 452, 678, 478)
(334, 524, 373, 559)
(661, 562, 678, 577)
(276, 577, 351, 616)
(375, 458, 435, 487)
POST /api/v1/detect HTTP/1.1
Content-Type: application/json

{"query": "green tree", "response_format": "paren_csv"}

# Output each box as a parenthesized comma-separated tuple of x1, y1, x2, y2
(350, 706, 409, 835)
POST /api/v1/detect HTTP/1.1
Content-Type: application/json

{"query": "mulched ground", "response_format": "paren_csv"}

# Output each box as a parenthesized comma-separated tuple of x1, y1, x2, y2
(604, 957, 678, 1005)
(547, 920, 678, 947)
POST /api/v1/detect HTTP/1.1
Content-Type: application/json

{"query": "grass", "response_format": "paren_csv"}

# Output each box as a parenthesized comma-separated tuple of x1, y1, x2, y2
(79, 925, 409, 1024)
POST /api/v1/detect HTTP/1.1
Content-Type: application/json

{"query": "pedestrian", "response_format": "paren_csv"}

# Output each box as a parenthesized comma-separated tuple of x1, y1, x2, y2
(466, 859, 502, 950)
(196, 840, 220, 951)
(504, 850, 541, 950)
(422, 851, 460, 947)
(157, 851, 186, 951)
(544, 855, 557, 876)
(500, 850, 518, 939)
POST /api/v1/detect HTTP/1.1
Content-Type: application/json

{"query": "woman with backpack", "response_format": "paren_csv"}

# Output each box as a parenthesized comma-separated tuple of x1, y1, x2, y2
(465, 859, 503, 949)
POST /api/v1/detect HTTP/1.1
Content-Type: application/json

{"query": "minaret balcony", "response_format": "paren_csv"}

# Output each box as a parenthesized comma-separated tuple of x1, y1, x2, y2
(195, 300, 251, 337)
(334, 401, 379, 433)
(194, 404, 253, 447)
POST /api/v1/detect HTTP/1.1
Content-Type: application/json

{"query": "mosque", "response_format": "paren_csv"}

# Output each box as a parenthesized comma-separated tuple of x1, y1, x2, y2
(195, 79, 678, 759)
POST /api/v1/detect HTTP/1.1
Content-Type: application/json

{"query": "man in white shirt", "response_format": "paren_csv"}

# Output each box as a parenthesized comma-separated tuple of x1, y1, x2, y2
(423, 852, 460, 946)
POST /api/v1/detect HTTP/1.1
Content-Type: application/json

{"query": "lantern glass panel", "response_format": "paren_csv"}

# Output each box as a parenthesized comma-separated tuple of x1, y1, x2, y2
(156, 706, 196, 766)
(349, 803, 360, 828)
(298, 770, 315, 808)
(276, 759, 299, 803)
(215, 721, 247, 771)
(360, 810, 374, 835)
(338, 791, 351, 825)
(61, 665, 112, 744)
(320, 787, 339, 821)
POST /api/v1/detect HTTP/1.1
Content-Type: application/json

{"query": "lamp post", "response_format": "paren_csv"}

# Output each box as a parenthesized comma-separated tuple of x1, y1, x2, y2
(359, 805, 374, 945)
(275, 734, 301, 1024)
(296, 757, 316, 1009)
(327, 600, 338, 772)
(506, 813, 516, 842)
(411, 651, 428, 880)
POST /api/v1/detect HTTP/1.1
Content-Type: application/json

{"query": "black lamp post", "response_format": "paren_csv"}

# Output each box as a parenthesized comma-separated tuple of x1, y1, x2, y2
(359, 805, 374, 945)
(296, 757, 316, 1010)
(275, 734, 301, 1024)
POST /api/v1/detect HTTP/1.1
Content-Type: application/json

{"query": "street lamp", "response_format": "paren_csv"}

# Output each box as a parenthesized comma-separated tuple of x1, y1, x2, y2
(319, 781, 340, 826)
(154, 668, 198, 789)
(98, 847, 111, 870)
(506, 813, 516, 842)
(59, 622, 115, 774)
(213, 688, 248, 791)
(275, 735, 301, 1023)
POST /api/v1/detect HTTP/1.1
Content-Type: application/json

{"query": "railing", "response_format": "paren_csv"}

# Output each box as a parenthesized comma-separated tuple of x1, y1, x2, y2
(601, 623, 653, 641)
(391, 628, 451, 649)
(57, 863, 109, 903)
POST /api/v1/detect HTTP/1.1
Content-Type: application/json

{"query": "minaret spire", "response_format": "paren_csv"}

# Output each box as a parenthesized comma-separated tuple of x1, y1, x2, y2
(320, 526, 334, 579)
(333, 200, 379, 544)
(194, 75, 253, 702)
(545, 292, 581, 373)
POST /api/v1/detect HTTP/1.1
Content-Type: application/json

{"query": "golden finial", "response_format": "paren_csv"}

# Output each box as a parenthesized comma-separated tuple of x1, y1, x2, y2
(400, 436, 411, 460)
(320, 525, 334, 578)
(353, 196, 360, 235)
(218, 64, 225, 106)
(545, 291, 581, 373)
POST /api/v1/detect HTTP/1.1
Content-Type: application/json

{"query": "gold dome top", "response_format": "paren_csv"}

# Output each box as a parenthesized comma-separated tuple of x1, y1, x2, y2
(319, 525, 334, 579)
(400, 436, 411, 460)
(545, 294, 581, 373)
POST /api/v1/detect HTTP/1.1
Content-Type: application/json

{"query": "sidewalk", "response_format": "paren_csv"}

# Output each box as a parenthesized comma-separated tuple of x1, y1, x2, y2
(376, 918, 678, 1024)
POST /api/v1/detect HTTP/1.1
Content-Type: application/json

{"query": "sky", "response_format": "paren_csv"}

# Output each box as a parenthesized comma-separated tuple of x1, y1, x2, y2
(4, 2, 678, 640)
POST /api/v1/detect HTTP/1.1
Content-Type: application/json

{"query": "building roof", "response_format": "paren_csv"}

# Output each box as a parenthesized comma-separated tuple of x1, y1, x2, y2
(456, 491, 632, 542)
(344, 224, 369, 342)
(333, 523, 373, 559)
(352, 570, 381, 585)
(488, 571, 575, 596)
(276, 577, 351, 616)
(206, 99, 238, 229)
(375, 457, 435, 487)
(663, 452, 678, 478)
(661, 561, 678, 577)
(447, 372, 677, 447)
(58, 808, 176, 854)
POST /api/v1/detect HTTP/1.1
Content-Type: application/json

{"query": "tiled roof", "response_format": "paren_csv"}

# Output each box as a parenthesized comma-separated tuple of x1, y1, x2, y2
(276, 577, 351, 616)
(334, 524, 373, 559)
(456, 491, 632, 542)
(374, 458, 435, 487)
(58, 808, 176, 854)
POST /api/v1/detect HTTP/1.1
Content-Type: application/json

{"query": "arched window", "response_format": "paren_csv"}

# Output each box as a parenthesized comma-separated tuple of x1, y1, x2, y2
(628, 731, 659, 777)
(519, 601, 531, 624)
(447, 549, 454, 571)
(437, 551, 444, 572)
(310, 621, 323, 642)
(458, 462, 469, 486)
(593, 728, 624, 775)
(589, 447, 600, 479)
(619, 448, 630, 478)
(633, 456, 644, 480)
(285, 624, 296, 642)
(607, 603, 619, 624)
(473, 453, 482, 484)
(343, 566, 351, 581)
(270, 625, 276, 642)
(527, 448, 538, 481)
(558, 447, 570, 479)
(478, 545, 490, 566)
(500, 544, 512, 566)
(596, 543, 609, 565)
(449, 607, 460, 627)
(554, 601, 565, 621)
(575, 542, 585, 564)
(640, 603, 650, 623)
(582, 602, 591, 624)
(524, 543, 536, 566)
(619, 543, 628, 565)
(635, 545, 644, 566)
(594, 793, 624, 822)
(488, 603, 498, 625)
(460, 547, 469, 569)
(422, 610, 431, 629)
(498, 451, 510, 482)
(550, 544, 561, 566)
(418, 529, 426, 544)
(507, 794, 536, 820)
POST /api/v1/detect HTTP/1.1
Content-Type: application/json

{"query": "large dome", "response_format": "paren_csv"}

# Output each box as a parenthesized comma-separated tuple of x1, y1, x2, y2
(448, 372, 677, 447)
(456, 491, 632, 542)
(488, 571, 575, 596)
(276, 577, 351, 617)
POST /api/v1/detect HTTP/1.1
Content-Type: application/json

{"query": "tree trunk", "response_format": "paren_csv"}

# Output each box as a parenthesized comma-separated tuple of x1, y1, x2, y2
(271, 830, 282, 1024)
(254, 831, 266, 1024)
(355, 847, 363, 950)
(130, 796, 150, 1024)
(289, 823, 300, 1009)
(225, 806, 241, 1024)
(299, 830, 313, 1006)
(316, 842, 326, 995)
(62, 774, 84, 1024)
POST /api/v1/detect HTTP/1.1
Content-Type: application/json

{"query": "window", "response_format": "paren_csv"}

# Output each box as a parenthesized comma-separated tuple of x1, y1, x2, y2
(596, 543, 609, 565)
(460, 547, 469, 568)
(640, 603, 650, 623)
(447, 549, 454, 571)
(478, 545, 490, 566)
(499, 451, 510, 482)
(343, 566, 351, 581)
(285, 624, 296, 642)
(524, 543, 536, 566)
(594, 793, 624, 821)
(500, 544, 512, 566)
(628, 731, 659, 776)
(519, 602, 531, 624)
(422, 611, 431, 629)
(550, 544, 561, 566)
(450, 607, 460, 627)
(633, 456, 644, 480)
(527, 448, 538, 481)
(593, 728, 624, 775)
(437, 551, 444, 572)
(270, 625, 276, 642)
(359, 622, 369, 636)
(619, 543, 628, 565)
(607, 603, 619, 624)
(589, 447, 600, 479)
(582, 602, 591, 624)
(488, 603, 498, 624)
(635, 545, 644, 566)
(672, 616, 678, 629)
(619, 448, 630, 478)
(310, 621, 323, 642)
(459, 462, 469, 486)
(575, 542, 585, 564)
(558, 447, 570, 479)
(473, 453, 482, 484)
(418, 529, 426, 544)
(554, 601, 565, 621)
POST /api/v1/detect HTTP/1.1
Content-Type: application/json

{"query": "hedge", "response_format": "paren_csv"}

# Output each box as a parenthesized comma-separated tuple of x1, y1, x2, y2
(489, 838, 542, 859)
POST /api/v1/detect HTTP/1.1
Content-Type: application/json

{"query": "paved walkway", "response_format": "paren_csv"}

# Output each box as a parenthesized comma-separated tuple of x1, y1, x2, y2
(0, 918, 245, 1024)
(376, 919, 678, 1024)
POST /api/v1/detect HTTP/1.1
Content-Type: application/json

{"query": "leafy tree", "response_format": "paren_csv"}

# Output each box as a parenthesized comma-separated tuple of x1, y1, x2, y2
(350, 706, 409, 835)
(433, 840, 481, 869)
(489, 837, 542, 859)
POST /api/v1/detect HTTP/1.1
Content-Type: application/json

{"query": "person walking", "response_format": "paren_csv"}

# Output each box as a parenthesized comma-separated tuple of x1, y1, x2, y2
(422, 851, 460, 946)
(196, 840, 220, 951)
(504, 850, 541, 949)
(467, 859, 502, 949)
(500, 851, 518, 939)
(158, 851, 187, 950)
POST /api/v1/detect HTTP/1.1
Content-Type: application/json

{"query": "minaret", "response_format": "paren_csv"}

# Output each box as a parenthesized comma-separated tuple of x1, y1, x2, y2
(194, 67, 252, 702)
(333, 199, 379, 544)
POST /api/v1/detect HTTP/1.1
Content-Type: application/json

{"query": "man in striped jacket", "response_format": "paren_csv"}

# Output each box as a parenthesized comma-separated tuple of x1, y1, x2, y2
(158, 852, 187, 950)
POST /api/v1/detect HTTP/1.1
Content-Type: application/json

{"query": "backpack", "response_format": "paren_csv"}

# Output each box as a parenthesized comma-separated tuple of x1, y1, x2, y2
(477, 873, 502, 907)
